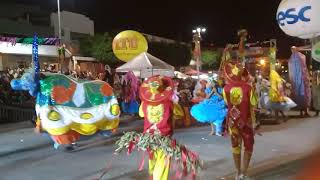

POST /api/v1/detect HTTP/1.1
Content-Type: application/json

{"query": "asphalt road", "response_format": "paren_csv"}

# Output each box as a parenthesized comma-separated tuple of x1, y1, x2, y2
(1, 113, 319, 180)
(252, 159, 304, 180)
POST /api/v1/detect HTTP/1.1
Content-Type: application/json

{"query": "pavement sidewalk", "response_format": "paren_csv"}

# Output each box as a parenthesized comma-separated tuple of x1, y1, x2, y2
(0, 115, 142, 157)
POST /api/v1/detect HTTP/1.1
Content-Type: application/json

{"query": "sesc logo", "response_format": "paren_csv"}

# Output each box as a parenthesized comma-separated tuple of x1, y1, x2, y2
(277, 6, 311, 26)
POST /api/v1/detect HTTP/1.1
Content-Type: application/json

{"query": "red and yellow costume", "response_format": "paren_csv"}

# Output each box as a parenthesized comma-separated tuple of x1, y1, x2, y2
(222, 62, 258, 179)
(223, 63, 258, 155)
(115, 76, 201, 180)
(139, 76, 175, 136)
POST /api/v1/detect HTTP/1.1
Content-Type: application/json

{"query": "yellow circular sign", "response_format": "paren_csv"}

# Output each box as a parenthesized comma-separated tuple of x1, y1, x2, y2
(112, 30, 148, 62)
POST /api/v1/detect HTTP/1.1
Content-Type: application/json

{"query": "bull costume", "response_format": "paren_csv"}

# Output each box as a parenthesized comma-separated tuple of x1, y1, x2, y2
(288, 47, 311, 116)
(222, 63, 258, 180)
(115, 76, 201, 180)
(10, 36, 120, 150)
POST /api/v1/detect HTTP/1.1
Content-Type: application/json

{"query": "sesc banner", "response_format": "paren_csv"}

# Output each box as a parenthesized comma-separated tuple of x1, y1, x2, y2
(276, 0, 320, 39)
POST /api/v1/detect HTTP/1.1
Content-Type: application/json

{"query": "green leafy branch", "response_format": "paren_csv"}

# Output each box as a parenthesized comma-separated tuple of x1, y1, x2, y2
(115, 131, 202, 174)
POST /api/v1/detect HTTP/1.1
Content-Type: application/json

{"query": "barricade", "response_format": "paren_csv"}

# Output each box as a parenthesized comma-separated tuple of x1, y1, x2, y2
(0, 105, 34, 123)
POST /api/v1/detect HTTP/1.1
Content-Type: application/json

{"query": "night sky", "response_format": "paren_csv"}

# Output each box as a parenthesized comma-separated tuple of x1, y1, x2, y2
(3, 0, 307, 58)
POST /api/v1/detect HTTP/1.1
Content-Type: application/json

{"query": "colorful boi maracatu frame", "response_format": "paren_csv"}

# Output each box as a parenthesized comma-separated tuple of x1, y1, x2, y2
(10, 36, 120, 149)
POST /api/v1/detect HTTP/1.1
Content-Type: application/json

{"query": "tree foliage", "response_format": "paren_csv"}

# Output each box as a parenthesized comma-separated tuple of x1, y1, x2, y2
(148, 42, 191, 67)
(313, 60, 320, 70)
(201, 49, 222, 70)
(80, 33, 117, 64)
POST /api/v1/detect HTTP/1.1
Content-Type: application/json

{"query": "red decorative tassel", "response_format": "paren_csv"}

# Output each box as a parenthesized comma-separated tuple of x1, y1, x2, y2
(189, 168, 196, 180)
(181, 147, 188, 176)
(127, 141, 135, 155)
(147, 148, 154, 160)
(171, 139, 177, 148)
(175, 169, 183, 179)
(138, 152, 146, 171)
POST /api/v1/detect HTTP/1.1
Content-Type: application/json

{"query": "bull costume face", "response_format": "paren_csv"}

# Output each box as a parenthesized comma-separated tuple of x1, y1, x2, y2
(11, 69, 38, 97)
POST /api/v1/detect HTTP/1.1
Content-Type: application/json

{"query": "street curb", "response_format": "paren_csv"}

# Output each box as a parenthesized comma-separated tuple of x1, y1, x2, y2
(217, 152, 311, 180)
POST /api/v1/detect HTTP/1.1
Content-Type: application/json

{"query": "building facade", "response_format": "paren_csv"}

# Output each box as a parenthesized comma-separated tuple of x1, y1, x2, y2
(51, 11, 94, 42)
(0, 3, 95, 71)
(0, 3, 54, 37)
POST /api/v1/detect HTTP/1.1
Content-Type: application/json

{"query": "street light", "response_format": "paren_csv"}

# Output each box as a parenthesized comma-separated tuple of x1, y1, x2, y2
(192, 27, 206, 78)
(56, 0, 66, 73)
(57, 0, 62, 41)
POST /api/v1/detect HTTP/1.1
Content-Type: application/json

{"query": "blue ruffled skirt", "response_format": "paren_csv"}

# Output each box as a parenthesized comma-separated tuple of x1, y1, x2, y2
(190, 95, 227, 133)
(121, 100, 139, 114)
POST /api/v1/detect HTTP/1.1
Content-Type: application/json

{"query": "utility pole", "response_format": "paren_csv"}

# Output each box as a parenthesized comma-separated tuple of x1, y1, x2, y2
(192, 27, 206, 79)
(57, 0, 62, 41)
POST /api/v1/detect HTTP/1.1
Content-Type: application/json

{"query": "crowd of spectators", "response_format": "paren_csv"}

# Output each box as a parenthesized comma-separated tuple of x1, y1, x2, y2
(0, 68, 33, 107)
(0, 66, 199, 112)
(0, 66, 120, 107)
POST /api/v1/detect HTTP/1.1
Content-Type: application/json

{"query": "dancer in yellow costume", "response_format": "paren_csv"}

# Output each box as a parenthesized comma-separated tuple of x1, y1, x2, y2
(268, 70, 296, 121)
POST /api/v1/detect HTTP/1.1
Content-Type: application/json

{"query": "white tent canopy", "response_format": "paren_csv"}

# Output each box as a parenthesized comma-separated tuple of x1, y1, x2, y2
(116, 52, 174, 78)
(72, 56, 97, 62)
(174, 71, 190, 79)
(116, 52, 174, 72)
